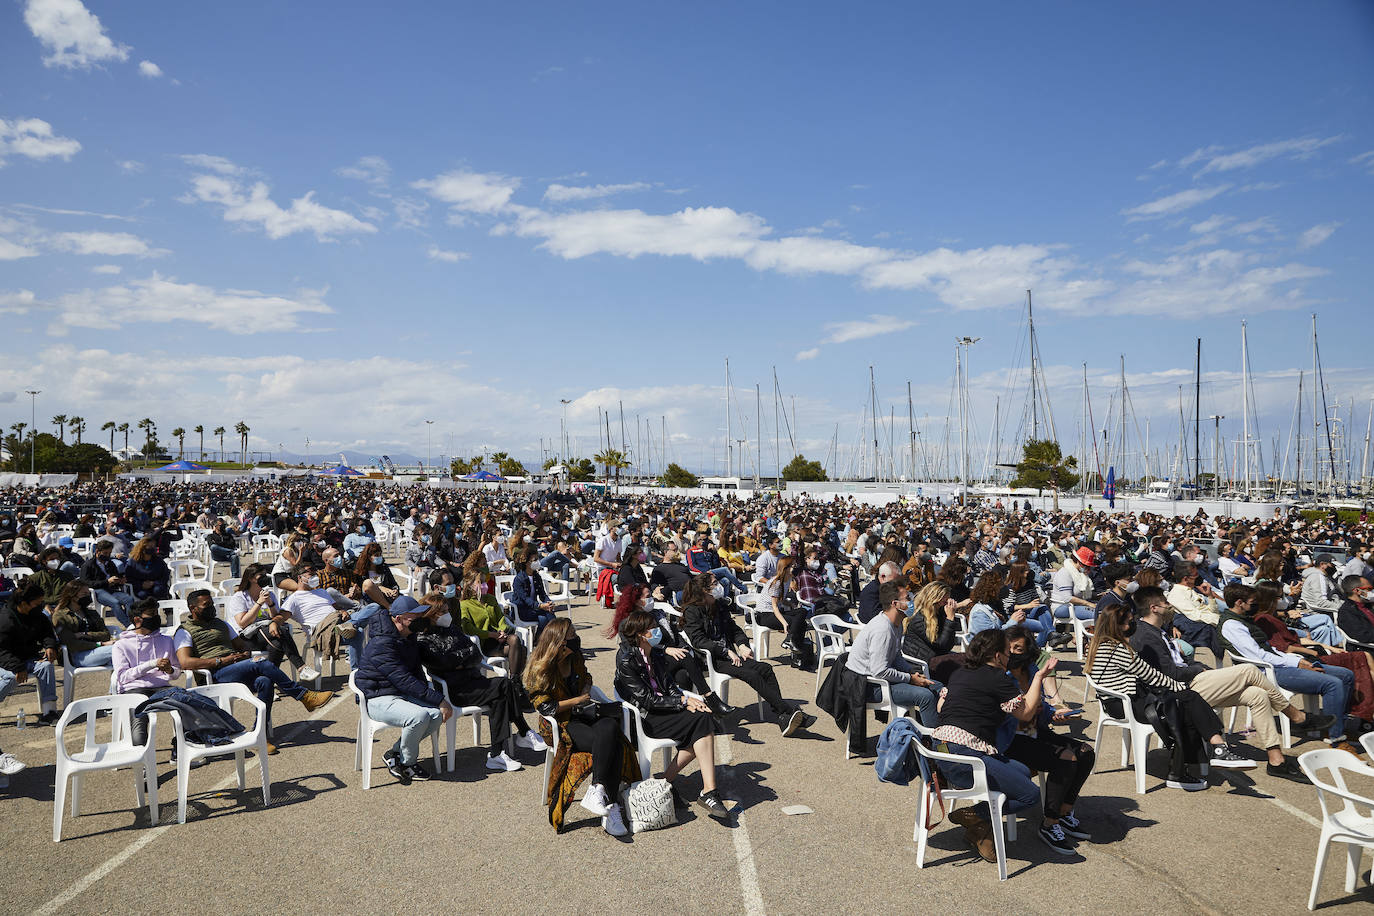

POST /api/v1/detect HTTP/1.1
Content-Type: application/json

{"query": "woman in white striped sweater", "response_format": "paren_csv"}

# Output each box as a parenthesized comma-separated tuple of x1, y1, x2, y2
(1086, 603, 1255, 790)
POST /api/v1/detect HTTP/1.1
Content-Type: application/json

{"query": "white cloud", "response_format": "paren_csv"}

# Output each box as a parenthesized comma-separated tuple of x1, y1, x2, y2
(412, 169, 521, 216)
(821, 314, 916, 344)
(0, 117, 81, 166)
(1350, 151, 1374, 174)
(511, 206, 768, 261)
(51, 230, 166, 257)
(336, 155, 391, 186)
(179, 153, 246, 175)
(185, 168, 377, 241)
(426, 245, 468, 263)
(1103, 250, 1325, 318)
(1189, 214, 1231, 235)
(91, 264, 121, 274)
(23, 0, 129, 69)
(51, 273, 333, 334)
(117, 159, 143, 173)
(1186, 136, 1343, 175)
(1297, 222, 1340, 250)
(392, 197, 428, 229)
(0, 290, 38, 313)
(138, 60, 162, 78)
(543, 182, 650, 203)
(795, 348, 820, 361)
(744, 236, 891, 276)
(12, 203, 131, 221)
(1122, 186, 1230, 220)
(0, 237, 40, 260)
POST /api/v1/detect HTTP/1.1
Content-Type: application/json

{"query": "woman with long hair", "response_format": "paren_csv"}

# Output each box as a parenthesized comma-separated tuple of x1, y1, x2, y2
(607, 581, 725, 715)
(227, 563, 308, 672)
(356, 541, 400, 608)
(901, 581, 959, 664)
(1003, 561, 1064, 648)
(759, 556, 813, 668)
(966, 569, 1011, 637)
(524, 618, 638, 835)
(1087, 602, 1254, 789)
(938, 556, 972, 611)
(51, 580, 117, 670)
(613, 609, 732, 822)
(125, 536, 170, 600)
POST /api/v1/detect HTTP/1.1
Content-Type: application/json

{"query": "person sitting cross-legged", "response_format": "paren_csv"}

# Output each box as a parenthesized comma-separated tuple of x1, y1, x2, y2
(175, 589, 333, 753)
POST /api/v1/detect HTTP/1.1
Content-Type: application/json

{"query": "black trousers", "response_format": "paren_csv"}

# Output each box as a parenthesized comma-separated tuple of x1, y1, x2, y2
(666, 652, 710, 695)
(443, 671, 529, 753)
(714, 656, 786, 714)
(1005, 732, 1096, 815)
(761, 605, 813, 663)
(566, 716, 624, 796)
(240, 624, 305, 668)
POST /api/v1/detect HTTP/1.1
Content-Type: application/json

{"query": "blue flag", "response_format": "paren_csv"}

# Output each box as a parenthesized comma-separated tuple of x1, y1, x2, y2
(1103, 466, 1116, 508)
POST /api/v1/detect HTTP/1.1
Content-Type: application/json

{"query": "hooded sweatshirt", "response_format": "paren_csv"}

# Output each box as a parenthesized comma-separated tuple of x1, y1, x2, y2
(112, 628, 182, 691)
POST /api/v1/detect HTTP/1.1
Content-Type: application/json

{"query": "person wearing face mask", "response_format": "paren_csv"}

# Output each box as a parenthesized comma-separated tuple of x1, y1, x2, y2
(228, 564, 312, 676)
(342, 521, 374, 564)
(80, 538, 135, 626)
(846, 580, 941, 727)
(1300, 553, 1345, 623)
(0, 581, 62, 725)
(357, 542, 402, 609)
(524, 618, 639, 835)
(354, 596, 455, 785)
(413, 590, 546, 773)
(204, 519, 241, 578)
(1337, 574, 1374, 649)
(511, 550, 557, 636)
(614, 609, 732, 823)
(319, 547, 364, 604)
(680, 574, 802, 731)
(481, 527, 512, 577)
(175, 589, 332, 752)
(283, 560, 369, 668)
(111, 599, 182, 746)
(648, 542, 692, 606)
(1050, 546, 1098, 627)
(51, 581, 118, 671)
(1087, 602, 1254, 791)
(28, 546, 76, 608)
(406, 522, 439, 584)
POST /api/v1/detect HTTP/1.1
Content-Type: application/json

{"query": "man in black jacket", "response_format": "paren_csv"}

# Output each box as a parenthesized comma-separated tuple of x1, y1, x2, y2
(0, 581, 60, 724)
(856, 562, 900, 624)
(205, 519, 241, 577)
(80, 539, 135, 626)
(648, 542, 692, 605)
(355, 596, 452, 785)
(1336, 575, 1374, 648)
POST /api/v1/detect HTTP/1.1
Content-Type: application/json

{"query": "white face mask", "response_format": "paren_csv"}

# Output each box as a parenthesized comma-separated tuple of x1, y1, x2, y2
(710, 584, 725, 600)
(46, 559, 60, 570)
(435, 612, 453, 628)
(306, 575, 321, 589)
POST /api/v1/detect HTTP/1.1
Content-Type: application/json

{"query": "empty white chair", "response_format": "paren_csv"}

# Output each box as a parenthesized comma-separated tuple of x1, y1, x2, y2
(168, 683, 271, 824)
(1361, 730, 1374, 762)
(349, 672, 441, 789)
(2, 566, 32, 583)
(171, 578, 216, 599)
(912, 723, 1017, 881)
(541, 572, 573, 614)
(1297, 748, 1374, 909)
(53, 694, 159, 842)
(616, 689, 678, 781)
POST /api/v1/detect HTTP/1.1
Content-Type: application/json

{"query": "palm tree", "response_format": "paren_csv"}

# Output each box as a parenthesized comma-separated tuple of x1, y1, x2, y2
(213, 426, 226, 461)
(234, 421, 250, 466)
(193, 425, 204, 460)
(594, 448, 630, 491)
(51, 414, 67, 442)
(68, 416, 85, 443)
(172, 427, 186, 458)
(117, 422, 130, 456)
(136, 418, 155, 464)
(102, 420, 116, 453)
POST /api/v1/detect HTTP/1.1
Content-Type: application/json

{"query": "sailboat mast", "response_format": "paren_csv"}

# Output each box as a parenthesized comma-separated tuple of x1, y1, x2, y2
(755, 384, 762, 489)
(1028, 291, 1038, 441)
(1119, 355, 1127, 483)
(907, 381, 916, 483)
(870, 366, 880, 482)
(724, 358, 731, 478)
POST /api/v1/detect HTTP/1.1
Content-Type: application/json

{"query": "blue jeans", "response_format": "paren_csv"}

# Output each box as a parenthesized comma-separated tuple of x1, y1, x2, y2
(1273, 663, 1354, 740)
(1298, 613, 1341, 646)
(343, 603, 386, 668)
(539, 552, 571, 579)
(869, 679, 942, 727)
(70, 644, 114, 668)
(939, 742, 1042, 815)
(209, 545, 241, 577)
(94, 589, 134, 626)
(213, 658, 307, 720)
(367, 694, 442, 765)
(0, 659, 57, 706)
(1021, 605, 1055, 647)
(1053, 603, 1095, 621)
(710, 567, 746, 597)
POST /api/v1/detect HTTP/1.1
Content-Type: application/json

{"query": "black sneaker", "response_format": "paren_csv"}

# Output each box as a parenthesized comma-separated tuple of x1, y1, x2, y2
(1058, 810, 1091, 840)
(405, 762, 432, 782)
(386, 756, 412, 785)
(1266, 758, 1306, 781)
(1300, 713, 1338, 737)
(1038, 821, 1076, 855)
(36, 711, 61, 726)
(695, 789, 733, 822)
(780, 709, 805, 737)
(1209, 744, 1258, 769)
(382, 749, 400, 769)
(670, 783, 692, 809)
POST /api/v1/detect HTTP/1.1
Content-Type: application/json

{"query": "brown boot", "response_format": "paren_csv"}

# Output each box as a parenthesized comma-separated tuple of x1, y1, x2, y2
(300, 689, 334, 712)
(950, 808, 997, 863)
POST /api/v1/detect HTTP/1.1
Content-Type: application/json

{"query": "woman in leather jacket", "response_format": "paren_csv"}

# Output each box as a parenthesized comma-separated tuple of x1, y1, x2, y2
(613, 609, 731, 822)
(901, 581, 959, 664)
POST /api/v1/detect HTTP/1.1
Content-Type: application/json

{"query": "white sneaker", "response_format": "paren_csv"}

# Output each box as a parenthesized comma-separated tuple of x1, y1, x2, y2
(1165, 777, 1208, 792)
(602, 802, 629, 837)
(515, 729, 548, 752)
(0, 753, 27, 775)
(485, 751, 523, 772)
(298, 667, 321, 682)
(580, 782, 611, 816)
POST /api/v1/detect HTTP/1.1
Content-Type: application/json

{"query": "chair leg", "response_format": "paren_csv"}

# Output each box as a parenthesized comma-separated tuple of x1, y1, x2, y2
(990, 795, 1009, 881)
(445, 717, 456, 773)
(235, 750, 247, 789)
(53, 771, 67, 842)
(1308, 832, 1333, 910)
(1132, 730, 1150, 795)
(258, 738, 271, 808)
(71, 772, 83, 817)
(1343, 840, 1362, 893)
(177, 757, 191, 825)
(914, 786, 929, 861)
(361, 725, 373, 790)
(145, 755, 159, 826)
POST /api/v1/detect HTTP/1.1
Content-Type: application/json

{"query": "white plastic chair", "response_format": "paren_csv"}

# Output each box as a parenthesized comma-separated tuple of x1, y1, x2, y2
(53, 694, 159, 842)
(616, 689, 679, 780)
(171, 578, 216, 599)
(1297, 748, 1374, 909)
(1069, 609, 1094, 661)
(349, 672, 441, 789)
(168, 683, 271, 824)
(61, 626, 119, 706)
(536, 686, 614, 801)
(846, 676, 910, 759)
(811, 614, 859, 699)
(735, 592, 772, 660)
(541, 572, 573, 615)
(2, 566, 33, 583)
(495, 588, 538, 654)
(1087, 675, 1160, 794)
(422, 665, 490, 773)
(912, 723, 1017, 881)
(1224, 651, 1312, 749)
(1361, 731, 1374, 762)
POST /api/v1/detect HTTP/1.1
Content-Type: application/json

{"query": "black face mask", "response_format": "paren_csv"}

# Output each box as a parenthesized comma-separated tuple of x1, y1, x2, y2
(75, 595, 93, 609)
(565, 636, 583, 654)
(193, 604, 216, 621)
(1008, 649, 1033, 669)
(408, 617, 432, 634)
(138, 616, 162, 632)
(1123, 619, 1138, 637)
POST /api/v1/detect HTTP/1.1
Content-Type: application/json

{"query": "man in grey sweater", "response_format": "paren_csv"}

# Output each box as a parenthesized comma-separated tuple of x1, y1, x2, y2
(844, 580, 940, 725)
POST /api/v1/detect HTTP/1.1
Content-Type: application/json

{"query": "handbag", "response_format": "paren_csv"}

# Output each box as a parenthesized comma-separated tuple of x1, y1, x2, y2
(620, 778, 677, 833)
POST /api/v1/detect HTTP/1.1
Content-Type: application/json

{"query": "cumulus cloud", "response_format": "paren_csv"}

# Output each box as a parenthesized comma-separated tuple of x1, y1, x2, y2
(1121, 186, 1230, 220)
(543, 182, 650, 203)
(412, 169, 521, 217)
(0, 237, 40, 260)
(0, 118, 81, 166)
(138, 60, 162, 78)
(336, 155, 391, 186)
(179, 153, 246, 175)
(51, 231, 166, 257)
(50, 273, 332, 334)
(795, 348, 820, 361)
(1184, 136, 1343, 175)
(91, 264, 121, 274)
(1297, 222, 1339, 250)
(0, 290, 38, 313)
(821, 314, 916, 344)
(183, 160, 377, 241)
(117, 159, 143, 173)
(511, 206, 769, 261)
(426, 245, 468, 263)
(23, 0, 129, 69)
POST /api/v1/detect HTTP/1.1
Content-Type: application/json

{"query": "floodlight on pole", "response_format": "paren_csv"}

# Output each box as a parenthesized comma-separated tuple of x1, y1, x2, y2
(24, 390, 40, 475)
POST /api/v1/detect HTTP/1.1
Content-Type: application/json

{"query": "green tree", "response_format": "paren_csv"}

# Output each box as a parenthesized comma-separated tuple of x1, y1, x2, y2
(214, 425, 226, 459)
(102, 420, 116, 453)
(234, 421, 250, 465)
(68, 416, 85, 443)
(117, 422, 130, 455)
(172, 427, 186, 458)
(136, 417, 156, 465)
(542, 457, 560, 471)
(594, 448, 630, 490)
(450, 456, 481, 476)
(194, 424, 204, 459)
(781, 454, 828, 481)
(52, 414, 67, 442)
(495, 455, 526, 478)
(1010, 438, 1080, 511)
(568, 458, 595, 481)
(659, 462, 700, 488)
(58, 442, 117, 474)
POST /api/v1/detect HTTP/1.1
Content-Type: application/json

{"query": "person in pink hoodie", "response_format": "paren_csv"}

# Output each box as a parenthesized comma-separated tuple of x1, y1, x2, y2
(112, 599, 182, 747)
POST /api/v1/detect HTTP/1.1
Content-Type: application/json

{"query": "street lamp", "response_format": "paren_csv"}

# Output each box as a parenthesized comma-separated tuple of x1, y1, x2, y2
(954, 338, 980, 505)
(425, 419, 434, 469)
(560, 399, 572, 464)
(24, 389, 40, 475)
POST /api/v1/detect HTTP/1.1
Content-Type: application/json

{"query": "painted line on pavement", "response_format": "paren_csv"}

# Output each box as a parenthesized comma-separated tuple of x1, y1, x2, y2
(32, 691, 350, 916)
(716, 733, 765, 916)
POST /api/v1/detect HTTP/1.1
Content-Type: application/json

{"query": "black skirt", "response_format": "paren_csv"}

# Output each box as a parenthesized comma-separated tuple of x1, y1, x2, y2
(642, 709, 714, 749)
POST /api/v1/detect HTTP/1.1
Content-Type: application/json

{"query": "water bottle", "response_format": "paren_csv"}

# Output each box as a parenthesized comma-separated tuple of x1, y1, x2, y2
(16, 708, 26, 730)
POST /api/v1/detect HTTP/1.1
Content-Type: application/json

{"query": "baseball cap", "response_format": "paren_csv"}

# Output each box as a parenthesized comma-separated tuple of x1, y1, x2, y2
(389, 596, 421, 616)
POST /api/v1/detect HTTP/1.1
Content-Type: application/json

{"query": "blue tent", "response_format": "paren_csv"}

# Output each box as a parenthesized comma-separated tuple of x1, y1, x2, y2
(461, 470, 504, 481)
(157, 459, 209, 471)
(319, 464, 364, 476)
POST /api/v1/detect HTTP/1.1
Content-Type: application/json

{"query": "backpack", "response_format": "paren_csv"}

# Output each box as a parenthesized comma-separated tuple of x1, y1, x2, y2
(621, 778, 677, 833)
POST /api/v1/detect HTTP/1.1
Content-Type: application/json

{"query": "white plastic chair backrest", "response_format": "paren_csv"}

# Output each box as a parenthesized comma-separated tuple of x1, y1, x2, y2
(187, 681, 263, 724)
(1298, 748, 1374, 825)
(1360, 730, 1374, 762)
(1085, 675, 1141, 725)
(811, 614, 850, 653)
(57, 693, 148, 757)
(2, 567, 32, 581)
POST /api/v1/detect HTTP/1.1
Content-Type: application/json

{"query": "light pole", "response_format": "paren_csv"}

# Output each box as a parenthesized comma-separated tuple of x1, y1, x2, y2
(560, 399, 571, 464)
(24, 389, 40, 474)
(955, 338, 980, 506)
(425, 419, 434, 469)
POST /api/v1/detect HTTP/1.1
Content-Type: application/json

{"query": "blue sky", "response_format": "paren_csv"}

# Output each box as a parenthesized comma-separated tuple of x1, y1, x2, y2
(3, 1, 1373, 479)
